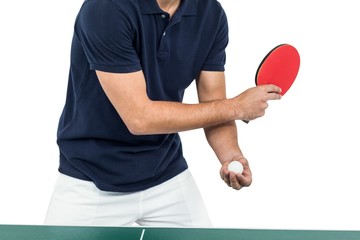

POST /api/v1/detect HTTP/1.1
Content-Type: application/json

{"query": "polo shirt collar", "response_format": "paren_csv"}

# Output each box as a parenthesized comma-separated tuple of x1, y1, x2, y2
(139, 0, 197, 16)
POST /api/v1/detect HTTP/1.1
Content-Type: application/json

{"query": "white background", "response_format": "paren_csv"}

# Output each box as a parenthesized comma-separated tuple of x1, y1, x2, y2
(0, 0, 359, 230)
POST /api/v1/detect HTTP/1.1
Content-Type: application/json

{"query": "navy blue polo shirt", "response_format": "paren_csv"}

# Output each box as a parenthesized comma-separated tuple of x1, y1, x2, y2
(57, 0, 229, 192)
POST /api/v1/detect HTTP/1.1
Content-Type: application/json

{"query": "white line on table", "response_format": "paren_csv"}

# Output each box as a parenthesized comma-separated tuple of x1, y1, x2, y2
(139, 229, 146, 240)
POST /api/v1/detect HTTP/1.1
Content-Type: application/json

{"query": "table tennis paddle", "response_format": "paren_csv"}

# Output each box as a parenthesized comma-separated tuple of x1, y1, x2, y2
(244, 43, 300, 123)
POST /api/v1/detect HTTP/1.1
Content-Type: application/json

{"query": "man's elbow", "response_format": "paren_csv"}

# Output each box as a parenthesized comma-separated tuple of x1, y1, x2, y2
(125, 117, 151, 135)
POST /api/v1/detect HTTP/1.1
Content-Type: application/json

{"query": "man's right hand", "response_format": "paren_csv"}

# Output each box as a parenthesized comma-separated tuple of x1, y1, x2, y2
(232, 84, 282, 122)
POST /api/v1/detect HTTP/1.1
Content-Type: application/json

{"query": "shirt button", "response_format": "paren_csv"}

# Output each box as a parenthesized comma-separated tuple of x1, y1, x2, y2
(161, 14, 166, 18)
(163, 32, 166, 36)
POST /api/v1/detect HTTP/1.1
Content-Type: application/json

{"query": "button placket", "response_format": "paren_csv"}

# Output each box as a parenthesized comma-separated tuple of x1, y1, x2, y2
(157, 13, 181, 59)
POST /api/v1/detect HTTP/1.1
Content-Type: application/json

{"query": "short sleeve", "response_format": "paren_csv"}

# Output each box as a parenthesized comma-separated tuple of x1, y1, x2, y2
(201, 8, 228, 71)
(75, 0, 142, 73)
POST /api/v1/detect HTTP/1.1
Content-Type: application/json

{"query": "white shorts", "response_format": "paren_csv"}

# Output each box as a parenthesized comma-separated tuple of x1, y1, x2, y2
(44, 170, 212, 227)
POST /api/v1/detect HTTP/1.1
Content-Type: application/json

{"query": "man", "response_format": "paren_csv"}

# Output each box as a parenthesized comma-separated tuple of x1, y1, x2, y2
(45, 0, 281, 227)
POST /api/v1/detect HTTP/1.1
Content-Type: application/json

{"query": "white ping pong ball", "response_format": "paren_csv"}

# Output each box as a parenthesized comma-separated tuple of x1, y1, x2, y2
(227, 161, 243, 174)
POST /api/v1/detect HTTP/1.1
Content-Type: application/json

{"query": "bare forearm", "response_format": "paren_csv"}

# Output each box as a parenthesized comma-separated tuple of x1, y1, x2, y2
(203, 120, 243, 164)
(97, 70, 241, 135)
(96, 70, 282, 136)
(130, 98, 237, 135)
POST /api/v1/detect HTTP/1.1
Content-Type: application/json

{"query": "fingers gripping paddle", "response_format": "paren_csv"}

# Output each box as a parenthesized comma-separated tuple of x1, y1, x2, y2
(256, 44, 300, 94)
(244, 43, 300, 123)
